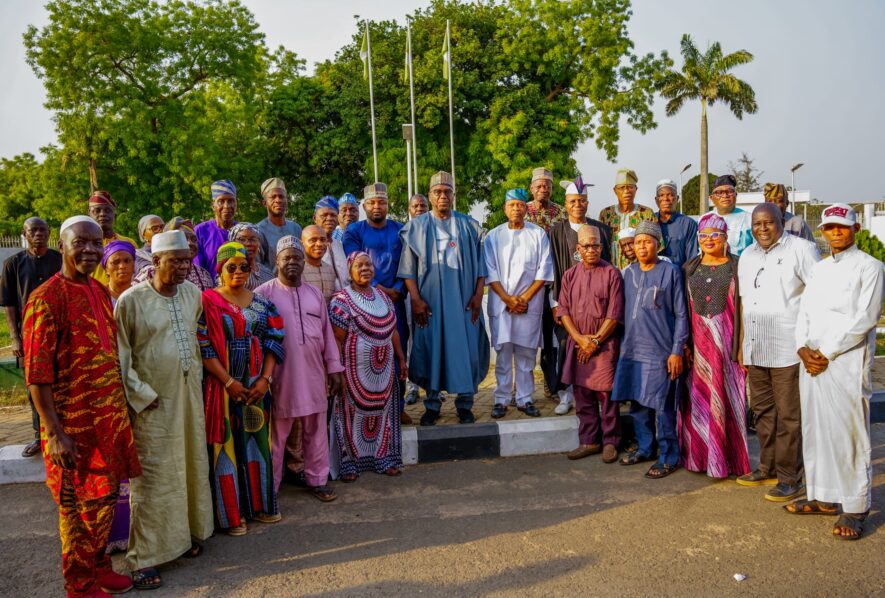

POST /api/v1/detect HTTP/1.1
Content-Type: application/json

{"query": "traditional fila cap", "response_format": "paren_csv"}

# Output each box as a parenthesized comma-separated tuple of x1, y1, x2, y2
(150, 230, 189, 253)
(614, 169, 638, 186)
(818, 203, 857, 229)
(560, 175, 592, 196)
(363, 183, 388, 201)
(531, 167, 553, 182)
(429, 171, 454, 189)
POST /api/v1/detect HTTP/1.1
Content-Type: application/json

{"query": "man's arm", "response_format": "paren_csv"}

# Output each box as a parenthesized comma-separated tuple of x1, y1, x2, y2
(4, 306, 22, 358)
(28, 383, 78, 469)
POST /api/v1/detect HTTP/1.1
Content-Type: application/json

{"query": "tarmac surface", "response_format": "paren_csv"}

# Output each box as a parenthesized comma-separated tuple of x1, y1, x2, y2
(1, 425, 883, 597)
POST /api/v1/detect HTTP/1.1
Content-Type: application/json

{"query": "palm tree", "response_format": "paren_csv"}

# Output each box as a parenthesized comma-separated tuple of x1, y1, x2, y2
(659, 35, 757, 212)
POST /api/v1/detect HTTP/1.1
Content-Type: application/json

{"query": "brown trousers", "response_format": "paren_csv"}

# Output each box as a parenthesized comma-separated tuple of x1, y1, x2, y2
(747, 364, 803, 486)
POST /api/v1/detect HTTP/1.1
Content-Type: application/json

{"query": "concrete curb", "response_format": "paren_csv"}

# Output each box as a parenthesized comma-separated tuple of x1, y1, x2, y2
(2, 392, 883, 484)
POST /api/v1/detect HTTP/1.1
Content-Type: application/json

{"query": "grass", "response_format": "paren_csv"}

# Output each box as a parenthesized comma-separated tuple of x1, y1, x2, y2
(0, 316, 28, 406)
(878, 333, 885, 357)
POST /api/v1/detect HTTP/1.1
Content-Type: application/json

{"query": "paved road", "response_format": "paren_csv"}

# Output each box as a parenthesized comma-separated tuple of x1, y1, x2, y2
(1, 426, 883, 597)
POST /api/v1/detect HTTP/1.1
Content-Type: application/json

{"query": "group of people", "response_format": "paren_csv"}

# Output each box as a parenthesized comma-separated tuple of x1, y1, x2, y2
(1, 165, 881, 597)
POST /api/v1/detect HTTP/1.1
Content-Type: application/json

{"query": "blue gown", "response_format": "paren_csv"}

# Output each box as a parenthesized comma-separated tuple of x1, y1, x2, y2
(612, 260, 689, 411)
(397, 212, 490, 395)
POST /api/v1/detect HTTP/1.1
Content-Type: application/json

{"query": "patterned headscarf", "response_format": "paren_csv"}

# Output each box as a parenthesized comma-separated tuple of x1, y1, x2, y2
(228, 222, 260, 243)
(215, 242, 249, 275)
(211, 179, 237, 200)
(101, 239, 136, 268)
(339, 192, 359, 206)
(88, 190, 116, 207)
(697, 213, 727, 232)
(315, 195, 339, 213)
(164, 216, 195, 233)
(763, 182, 787, 202)
(347, 250, 370, 269)
(138, 214, 163, 241)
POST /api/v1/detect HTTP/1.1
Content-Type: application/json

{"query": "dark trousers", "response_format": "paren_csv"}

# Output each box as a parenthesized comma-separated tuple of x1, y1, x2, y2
(574, 386, 621, 447)
(21, 355, 39, 439)
(747, 364, 803, 485)
(631, 403, 678, 466)
(539, 289, 559, 393)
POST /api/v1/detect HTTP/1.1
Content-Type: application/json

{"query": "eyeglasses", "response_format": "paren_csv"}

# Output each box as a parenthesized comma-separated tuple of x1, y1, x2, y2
(225, 263, 250, 274)
(712, 190, 736, 198)
(577, 243, 602, 251)
(614, 185, 636, 192)
(698, 232, 726, 240)
(148, 224, 164, 233)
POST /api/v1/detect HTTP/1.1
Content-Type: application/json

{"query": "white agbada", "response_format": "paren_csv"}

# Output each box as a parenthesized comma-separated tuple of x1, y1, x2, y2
(795, 244, 884, 513)
(484, 221, 554, 350)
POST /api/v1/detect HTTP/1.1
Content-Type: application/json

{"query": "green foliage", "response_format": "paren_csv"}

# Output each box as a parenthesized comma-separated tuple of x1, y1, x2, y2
(9, 0, 670, 235)
(856, 229, 885, 262)
(680, 172, 718, 216)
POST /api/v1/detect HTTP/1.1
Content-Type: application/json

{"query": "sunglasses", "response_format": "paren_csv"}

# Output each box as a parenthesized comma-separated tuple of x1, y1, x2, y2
(698, 232, 726, 240)
(225, 262, 250, 274)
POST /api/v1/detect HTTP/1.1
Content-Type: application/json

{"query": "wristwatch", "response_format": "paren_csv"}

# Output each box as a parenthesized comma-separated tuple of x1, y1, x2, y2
(591, 337, 601, 346)
(261, 375, 273, 385)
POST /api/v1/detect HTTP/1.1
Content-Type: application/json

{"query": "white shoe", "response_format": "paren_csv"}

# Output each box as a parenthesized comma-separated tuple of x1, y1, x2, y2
(554, 401, 573, 415)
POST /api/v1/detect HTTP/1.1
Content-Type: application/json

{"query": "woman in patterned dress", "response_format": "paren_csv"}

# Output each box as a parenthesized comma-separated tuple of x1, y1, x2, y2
(198, 242, 285, 535)
(329, 251, 407, 482)
(680, 213, 750, 479)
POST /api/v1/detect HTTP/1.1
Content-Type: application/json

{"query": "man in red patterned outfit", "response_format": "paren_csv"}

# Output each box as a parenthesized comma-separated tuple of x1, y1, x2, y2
(24, 215, 141, 598)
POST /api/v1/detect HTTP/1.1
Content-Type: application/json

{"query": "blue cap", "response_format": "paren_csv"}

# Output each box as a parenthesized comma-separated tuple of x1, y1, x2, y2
(339, 193, 358, 205)
(315, 195, 339, 212)
(505, 188, 528, 203)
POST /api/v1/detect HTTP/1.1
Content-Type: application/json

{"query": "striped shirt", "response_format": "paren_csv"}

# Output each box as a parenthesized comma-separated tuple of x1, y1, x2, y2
(302, 261, 338, 305)
(738, 233, 820, 367)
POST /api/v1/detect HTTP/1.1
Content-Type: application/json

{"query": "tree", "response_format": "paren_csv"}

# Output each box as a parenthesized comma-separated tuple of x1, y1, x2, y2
(728, 151, 763, 192)
(659, 35, 757, 212)
(680, 172, 718, 216)
(23, 0, 268, 234)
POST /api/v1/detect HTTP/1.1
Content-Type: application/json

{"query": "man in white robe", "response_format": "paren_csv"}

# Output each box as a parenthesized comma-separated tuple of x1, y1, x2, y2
(791, 204, 884, 540)
(115, 230, 214, 587)
(485, 188, 554, 418)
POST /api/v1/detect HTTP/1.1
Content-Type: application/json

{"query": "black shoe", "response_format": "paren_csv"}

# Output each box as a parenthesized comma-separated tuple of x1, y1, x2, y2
(420, 409, 440, 426)
(491, 404, 507, 419)
(457, 408, 475, 424)
(765, 482, 805, 502)
(518, 402, 541, 417)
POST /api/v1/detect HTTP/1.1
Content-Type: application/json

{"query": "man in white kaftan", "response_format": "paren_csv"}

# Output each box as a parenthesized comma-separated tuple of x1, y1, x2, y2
(115, 231, 214, 583)
(485, 188, 554, 418)
(793, 204, 884, 540)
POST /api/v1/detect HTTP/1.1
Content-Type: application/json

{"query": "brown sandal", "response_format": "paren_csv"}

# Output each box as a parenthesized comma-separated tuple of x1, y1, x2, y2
(832, 515, 864, 541)
(784, 499, 840, 516)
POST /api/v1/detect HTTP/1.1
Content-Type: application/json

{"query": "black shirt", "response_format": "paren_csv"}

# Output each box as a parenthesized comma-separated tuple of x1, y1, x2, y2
(0, 249, 63, 328)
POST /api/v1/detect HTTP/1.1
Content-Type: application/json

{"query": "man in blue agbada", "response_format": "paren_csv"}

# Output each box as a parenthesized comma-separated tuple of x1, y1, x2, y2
(342, 182, 411, 423)
(613, 220, 689, 479)
(398, 171, 490, 426)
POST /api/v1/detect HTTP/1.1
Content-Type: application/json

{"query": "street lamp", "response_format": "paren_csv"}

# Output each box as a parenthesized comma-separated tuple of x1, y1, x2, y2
(679, 163, 691, 214)
(790, 162, 804, 210)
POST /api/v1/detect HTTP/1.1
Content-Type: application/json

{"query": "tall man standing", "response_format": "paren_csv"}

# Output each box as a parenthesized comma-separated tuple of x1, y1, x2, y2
(788, 204, 884, 540)
(1, 217, 62, 458)
(256, 236, 344, 502)
(334, 193, 360, 242)
(342, 183, 410, 423)
(115, 230, 213, 589)
(24, 216, 141, 597)
(526, 167, 563, 232)
(613, 221, 688, 479)
(706, 174, 753, 256)
(655, 179, 698, 267)
(195, 180, 238, 274)
(598, 169, 656, 269)
(88, 190, 138, 285)
(399, 171, 490, 426)
(257, 177, 302, 269)
(737, 202, 819, 501)
(763, 182, 815, 241)
(485, 188, 554, 419)
(546, 177, 612, 414)
(558, 225, 624, 462)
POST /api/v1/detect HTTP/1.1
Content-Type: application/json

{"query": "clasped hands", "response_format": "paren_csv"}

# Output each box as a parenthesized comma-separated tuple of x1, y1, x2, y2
(798, 347, 829, 377)
(503, 293, 530, 315)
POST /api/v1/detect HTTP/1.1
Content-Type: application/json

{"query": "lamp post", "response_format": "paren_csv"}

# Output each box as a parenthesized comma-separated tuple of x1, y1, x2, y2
(679, 163, 691, 213)
(790, 162, 804, 215)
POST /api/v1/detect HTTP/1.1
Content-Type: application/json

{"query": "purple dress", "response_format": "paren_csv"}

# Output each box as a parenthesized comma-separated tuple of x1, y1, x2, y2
(194, 219, 236, 274)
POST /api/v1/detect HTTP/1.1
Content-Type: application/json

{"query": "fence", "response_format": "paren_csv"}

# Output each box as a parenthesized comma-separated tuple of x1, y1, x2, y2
(0, 235, 59, 249)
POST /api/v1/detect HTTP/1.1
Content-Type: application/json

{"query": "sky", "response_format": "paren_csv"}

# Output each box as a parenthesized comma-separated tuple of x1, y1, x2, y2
(2, 0, 884, 209)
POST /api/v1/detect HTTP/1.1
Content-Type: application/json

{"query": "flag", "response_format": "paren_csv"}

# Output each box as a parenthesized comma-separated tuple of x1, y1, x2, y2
(442, 30, 449, 81)
(360, 27, 369, 80)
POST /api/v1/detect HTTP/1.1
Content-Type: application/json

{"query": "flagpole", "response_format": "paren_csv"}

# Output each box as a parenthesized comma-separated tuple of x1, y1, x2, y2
(446, 19, 456, 205)
(407, 22, 419, 193)
(366, 20, 379, 182)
